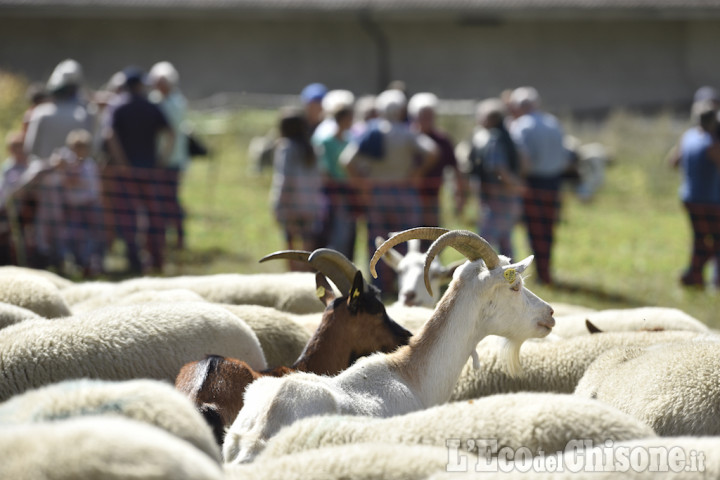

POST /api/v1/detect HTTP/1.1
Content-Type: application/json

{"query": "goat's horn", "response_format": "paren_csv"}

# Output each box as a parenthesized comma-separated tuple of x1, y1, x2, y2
(308, 248, 358, 295)
(424, 230, 500, 296)
(369, 227, 450, 278)
(259, 250, 311, 265)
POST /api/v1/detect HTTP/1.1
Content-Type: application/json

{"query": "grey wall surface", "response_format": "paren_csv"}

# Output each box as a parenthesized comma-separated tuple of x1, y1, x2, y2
(1, 14, 718, 113)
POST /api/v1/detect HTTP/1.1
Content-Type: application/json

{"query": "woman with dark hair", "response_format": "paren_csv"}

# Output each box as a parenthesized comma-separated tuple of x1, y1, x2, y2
(270, 108, 325, 269)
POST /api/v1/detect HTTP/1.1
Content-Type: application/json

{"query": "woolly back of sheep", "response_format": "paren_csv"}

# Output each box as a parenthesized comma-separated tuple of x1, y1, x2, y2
(0, 302, 266, 402)
(0, 378, 221, 462)
(451, 330, 713, 401)
(259, 392, 655, 459)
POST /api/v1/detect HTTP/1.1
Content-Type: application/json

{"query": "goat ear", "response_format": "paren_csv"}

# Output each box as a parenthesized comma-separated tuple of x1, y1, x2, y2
(347, 270, 365, 311)
(315, 273, 336, 306)
(375, 236, 403, 271)
(507, 255, 534, 274)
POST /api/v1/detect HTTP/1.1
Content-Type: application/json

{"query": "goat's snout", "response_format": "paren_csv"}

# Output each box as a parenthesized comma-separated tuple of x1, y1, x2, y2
(402, 291, 417, 306)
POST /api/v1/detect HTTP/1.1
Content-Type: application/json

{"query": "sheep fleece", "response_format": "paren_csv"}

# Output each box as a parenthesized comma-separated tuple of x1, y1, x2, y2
(0, 302, 266, 402)
(0, 378, 221, 463)
(259, 393, 655, 458)
(575, 341, 720, 436)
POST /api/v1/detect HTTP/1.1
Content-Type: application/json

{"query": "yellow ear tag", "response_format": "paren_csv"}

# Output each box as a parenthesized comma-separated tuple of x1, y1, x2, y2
(316, 286, 326, 298)
(352, 289, 360, 299)
(504, 269, 517, 284)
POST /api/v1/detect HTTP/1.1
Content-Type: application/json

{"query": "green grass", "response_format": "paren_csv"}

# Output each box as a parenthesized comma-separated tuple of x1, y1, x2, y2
(176, 107, 719, 328)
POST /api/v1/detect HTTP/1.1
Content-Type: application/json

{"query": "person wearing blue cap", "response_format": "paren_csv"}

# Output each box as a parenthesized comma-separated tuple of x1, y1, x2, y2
(300, 83, 327, 135)
(106, 66, 174, 274)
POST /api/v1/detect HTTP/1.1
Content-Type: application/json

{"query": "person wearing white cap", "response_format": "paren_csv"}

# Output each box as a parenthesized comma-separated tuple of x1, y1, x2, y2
(508, 86, 569, 285)
(408, 92, 467, 237)
(148, 61, 190, 250)
(341, 88, 438, 292)
(23, 58, 95, 269)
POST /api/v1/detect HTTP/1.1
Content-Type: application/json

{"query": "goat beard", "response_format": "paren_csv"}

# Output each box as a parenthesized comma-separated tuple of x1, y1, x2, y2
(501, 338, 524, 378)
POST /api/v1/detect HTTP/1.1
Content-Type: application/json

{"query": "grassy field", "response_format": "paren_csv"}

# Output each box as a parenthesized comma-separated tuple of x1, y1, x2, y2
(0, 70, 716, 327)
(176, 107, 718, 328)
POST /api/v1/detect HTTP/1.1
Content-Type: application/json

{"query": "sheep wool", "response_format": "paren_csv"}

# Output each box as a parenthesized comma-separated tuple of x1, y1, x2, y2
(0, 302, 266, 402)
(575, 341, 720, 436)
(60, 280, 116, 307)
(0, 265, 73, 290)
(451, 330, 711, 401)
(0, 273, 71, 318)
(0, 416, 224, 480)
(0, 378, 221, 463)
(553, 307, 708, 338)
(0, 301, 42, 330)
(259, 392, 655, 459)
(226, 443, 456, 480)
(219, 304, 311, 368)
(68, 272, 326, 314)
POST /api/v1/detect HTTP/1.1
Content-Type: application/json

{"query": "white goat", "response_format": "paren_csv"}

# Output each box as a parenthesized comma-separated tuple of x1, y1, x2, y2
(223, 228, 555, 463)
(374, 235, 460, 307)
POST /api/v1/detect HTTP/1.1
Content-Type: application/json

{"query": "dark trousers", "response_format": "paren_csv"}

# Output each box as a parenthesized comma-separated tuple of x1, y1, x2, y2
(523, 176, 562, 284)
(108, 166, 166, 272)
(683, 202, 720, 286)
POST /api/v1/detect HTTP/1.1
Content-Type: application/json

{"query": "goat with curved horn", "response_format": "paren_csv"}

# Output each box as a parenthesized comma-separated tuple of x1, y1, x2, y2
(370, 227, 449, 279)
(260, 249, 355, 295)
(423, 230, 501, 296)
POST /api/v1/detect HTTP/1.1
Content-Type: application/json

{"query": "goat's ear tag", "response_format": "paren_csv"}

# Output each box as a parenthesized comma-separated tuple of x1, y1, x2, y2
(316, 286, 326, 299)
(504, 269, 517, 284)
(351, 288, 360, 299)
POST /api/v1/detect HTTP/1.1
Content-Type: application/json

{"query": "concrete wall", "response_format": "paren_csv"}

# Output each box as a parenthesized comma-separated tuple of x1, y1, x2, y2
(0, 15, 718, 112)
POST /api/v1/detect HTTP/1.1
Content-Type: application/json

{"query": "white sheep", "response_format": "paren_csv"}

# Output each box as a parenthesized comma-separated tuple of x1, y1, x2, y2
(223, 228, 555, 463)
(218, 304, 311, 369)
(259, 392, 655, 459)
(429, 436, 719, 479)
(0, 301, 42, 330)
(0, 378, 221, 462)
(0, 273, 71, 318)
(451, 330, 714, 401)
(67, 272, 325, 314)
(0, 265, 73, 289)
(0, 416, 224, 480)
(575, 340, 720, 436)
(226, 443, 457, 480)
(113, 287, 208, 306)
(374, 235, 460, 307)
(553, 307, 708, 338)
(0, 302, 266, 402)
(60, 280, 116, 307)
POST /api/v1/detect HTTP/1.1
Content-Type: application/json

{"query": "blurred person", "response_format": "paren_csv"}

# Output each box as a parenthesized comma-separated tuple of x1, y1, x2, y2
(509, 86, 569, 285)
(315, 101, 357, 259)
(675, 99, 720, 287)
(300, 82, 328, 135)
(341, 88, 438, 293)
(349, 95, 378, 140)
(408, 92, 467, 233)
(0, 132, 33, 265)
(148, 61, 190, 250)
(23, 59, 94, 269)
(270, 107, 325, 270)
(106, 67, 174, 274)
(21, 82, 48, 137)
(469, 98, 525, 259)
(312, 89, 355, 145)
(57, 129, 103, 277)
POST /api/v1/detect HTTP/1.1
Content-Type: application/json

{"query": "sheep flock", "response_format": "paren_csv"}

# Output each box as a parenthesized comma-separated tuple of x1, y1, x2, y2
(0, 233, 718, 480)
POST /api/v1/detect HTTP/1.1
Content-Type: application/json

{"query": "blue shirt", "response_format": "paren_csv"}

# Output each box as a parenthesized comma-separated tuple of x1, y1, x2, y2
(679, 127, 720, 204)
(511, 111, 568, 177)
